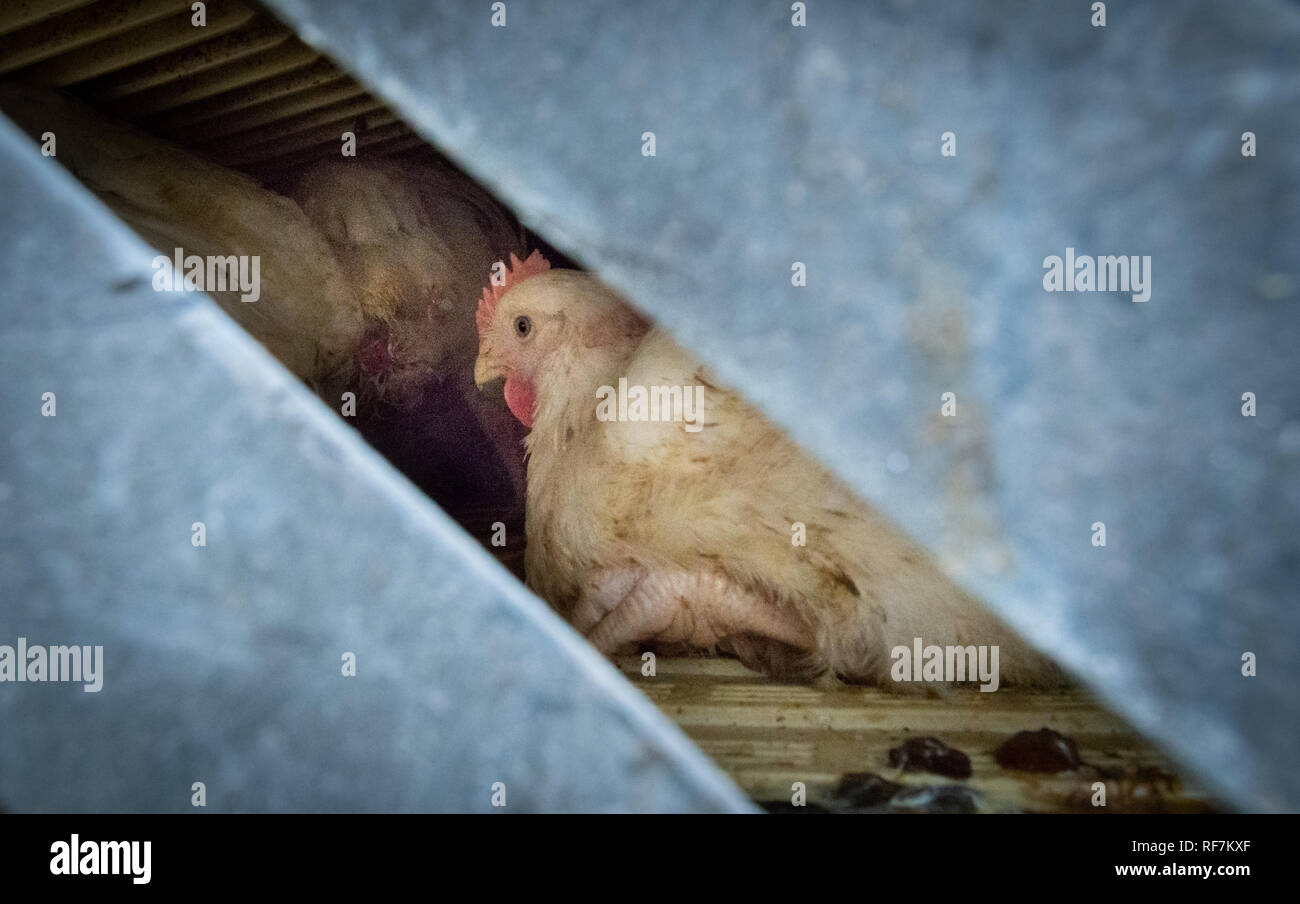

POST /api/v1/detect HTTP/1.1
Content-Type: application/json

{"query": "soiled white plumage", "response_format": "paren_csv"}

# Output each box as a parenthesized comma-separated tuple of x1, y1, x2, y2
(0, 84, 366, 383)
(476, 269, 1062, 687)
(294, 158, 526, 399)
(4, 85, 529, 502)
(294, 159, 530, 497)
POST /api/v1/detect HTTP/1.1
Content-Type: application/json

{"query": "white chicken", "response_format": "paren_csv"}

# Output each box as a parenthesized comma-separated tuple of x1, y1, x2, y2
(1, 83, 531, 505)
(474, 258, 1062, 687)
(293, 158, 531, 499)
(0, 83, 366, 383)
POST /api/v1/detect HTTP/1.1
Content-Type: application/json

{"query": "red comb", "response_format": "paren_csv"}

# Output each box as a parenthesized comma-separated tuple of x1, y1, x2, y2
(476, 250, 551, 338)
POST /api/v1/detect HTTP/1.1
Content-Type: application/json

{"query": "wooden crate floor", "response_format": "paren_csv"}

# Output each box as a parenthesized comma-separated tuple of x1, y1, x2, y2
(616, 655, 1216, 813)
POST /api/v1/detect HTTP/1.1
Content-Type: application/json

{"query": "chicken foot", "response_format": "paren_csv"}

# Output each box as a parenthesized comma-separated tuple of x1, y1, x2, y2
(573, 565, 823, 678)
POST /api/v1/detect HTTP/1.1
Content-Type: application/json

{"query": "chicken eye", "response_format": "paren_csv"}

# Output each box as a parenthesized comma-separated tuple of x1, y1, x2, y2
(514, 315, 532, 338)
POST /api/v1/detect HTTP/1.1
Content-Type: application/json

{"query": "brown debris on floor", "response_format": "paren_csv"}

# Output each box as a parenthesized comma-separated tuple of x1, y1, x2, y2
(617, 655, 1216, 813)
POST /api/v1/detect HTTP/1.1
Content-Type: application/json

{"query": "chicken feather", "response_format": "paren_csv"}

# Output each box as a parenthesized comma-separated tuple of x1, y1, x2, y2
(476, 267, 1062, 687)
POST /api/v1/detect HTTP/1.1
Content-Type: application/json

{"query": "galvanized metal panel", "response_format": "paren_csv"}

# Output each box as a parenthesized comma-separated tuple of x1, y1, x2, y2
(0, 116, 752, 813)
(261, 0, 1300, 810)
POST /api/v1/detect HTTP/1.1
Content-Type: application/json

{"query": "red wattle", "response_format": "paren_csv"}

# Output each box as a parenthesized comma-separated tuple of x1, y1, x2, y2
(503, 375, 536, 428)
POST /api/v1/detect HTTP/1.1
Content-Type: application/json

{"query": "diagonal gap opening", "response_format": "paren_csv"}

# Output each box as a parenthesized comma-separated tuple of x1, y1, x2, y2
(0, 0, 1219, 814)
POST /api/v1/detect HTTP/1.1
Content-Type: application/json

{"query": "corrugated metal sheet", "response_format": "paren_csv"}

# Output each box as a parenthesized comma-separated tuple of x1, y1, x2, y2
(0, 0, 424, 186)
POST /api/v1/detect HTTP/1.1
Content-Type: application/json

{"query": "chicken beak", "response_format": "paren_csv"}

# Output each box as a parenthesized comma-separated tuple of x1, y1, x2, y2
(474, 351, 505, 389)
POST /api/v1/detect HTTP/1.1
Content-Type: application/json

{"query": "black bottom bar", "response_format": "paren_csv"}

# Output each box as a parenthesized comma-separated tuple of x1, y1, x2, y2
(0, 813, 1283, 890)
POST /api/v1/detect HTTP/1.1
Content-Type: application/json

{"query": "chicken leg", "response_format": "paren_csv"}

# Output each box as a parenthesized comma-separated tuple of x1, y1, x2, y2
(574, 564, 821, 675)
